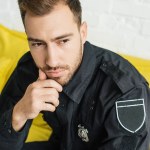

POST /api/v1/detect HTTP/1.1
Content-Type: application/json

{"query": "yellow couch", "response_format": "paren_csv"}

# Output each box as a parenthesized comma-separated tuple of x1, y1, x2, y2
(0, 24, 150, 142)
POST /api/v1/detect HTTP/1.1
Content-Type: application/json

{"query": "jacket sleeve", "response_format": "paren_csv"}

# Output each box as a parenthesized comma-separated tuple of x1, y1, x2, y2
(97, 82, 150, 150)
(0, 65, 33, 150)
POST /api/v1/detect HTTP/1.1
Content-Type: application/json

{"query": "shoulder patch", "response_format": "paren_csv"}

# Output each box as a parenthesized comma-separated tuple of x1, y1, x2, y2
(116, 99, 146, 133)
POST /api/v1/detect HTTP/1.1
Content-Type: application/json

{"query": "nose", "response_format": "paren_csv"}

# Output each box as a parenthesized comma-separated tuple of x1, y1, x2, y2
(45, 45, 58, 67)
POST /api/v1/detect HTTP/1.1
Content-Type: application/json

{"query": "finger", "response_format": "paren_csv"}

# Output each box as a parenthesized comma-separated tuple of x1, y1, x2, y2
(42, 103, 57, 112)
(33, 80, 63, 92)
(38, 88, 59, 99)
(41, 95, 59, 107)
(38, 69, 47, 80)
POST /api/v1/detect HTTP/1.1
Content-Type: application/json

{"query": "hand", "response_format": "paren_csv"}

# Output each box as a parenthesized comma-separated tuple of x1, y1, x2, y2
(12, 69, 62, 131)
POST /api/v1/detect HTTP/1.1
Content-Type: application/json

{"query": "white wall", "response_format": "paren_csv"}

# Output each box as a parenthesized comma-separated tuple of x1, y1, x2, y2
(0, 0, 150, 59)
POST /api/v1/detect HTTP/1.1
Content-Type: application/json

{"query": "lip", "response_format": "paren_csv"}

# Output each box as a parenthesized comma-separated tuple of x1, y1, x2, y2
(46, 69, 65, 78)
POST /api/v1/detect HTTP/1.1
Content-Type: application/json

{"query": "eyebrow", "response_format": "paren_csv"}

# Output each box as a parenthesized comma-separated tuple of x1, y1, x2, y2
(27, 33, 73, 43)
(51, 33, 73, 41)
(27, 38, 45, 43)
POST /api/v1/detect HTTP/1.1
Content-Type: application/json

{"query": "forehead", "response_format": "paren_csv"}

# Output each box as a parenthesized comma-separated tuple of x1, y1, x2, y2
(24, 4, 78, 38)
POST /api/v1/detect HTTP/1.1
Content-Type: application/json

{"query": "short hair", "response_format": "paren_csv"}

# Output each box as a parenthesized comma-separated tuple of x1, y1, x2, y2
(18, 0, 82, 27)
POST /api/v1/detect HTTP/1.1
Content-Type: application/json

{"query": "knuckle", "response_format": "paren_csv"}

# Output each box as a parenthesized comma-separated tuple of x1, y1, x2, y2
(30, 82, 37, 88)
(31, 88, 38, 96)
(56, 99, 59, 106)
(57, 84, 62, 91)
(30, 99, 36, 108)
(51, 88, 57, 93)
(53, 98, 59, 107)
(50, 106, 56, 112)
(48, 80, 53, 86)
(51, 89, 59, 97)
(31, 101, 40, 112)
(54, 98, 59, 106)
(46, 94, 54, 102)
(44, 102, 56, 112)
(27, 84, 33, 91)
(54, 90, 59, 97)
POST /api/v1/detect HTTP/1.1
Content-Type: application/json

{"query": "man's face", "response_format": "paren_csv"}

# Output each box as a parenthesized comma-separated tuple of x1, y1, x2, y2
(24, 4, 87, 86)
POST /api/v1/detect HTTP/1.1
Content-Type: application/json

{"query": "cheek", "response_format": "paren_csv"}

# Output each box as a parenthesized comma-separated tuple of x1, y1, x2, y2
(66, 40, 81, 62)
(65, 48, 81, 66)
(31, 51, 46, 66)
(63, 49, 75, 61)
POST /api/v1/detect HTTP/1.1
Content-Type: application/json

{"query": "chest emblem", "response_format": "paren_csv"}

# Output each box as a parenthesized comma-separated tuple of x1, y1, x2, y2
(78, 124, 89, 142)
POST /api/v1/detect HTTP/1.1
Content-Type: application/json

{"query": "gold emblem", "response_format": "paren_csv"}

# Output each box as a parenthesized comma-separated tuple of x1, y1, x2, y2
(78, 124, 89, 142)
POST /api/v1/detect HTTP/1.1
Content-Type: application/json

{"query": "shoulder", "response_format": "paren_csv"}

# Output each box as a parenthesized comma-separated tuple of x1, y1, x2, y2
(17, 51, 38, 75)
(15, 52, 38, 90)
(1, 52, 38, 97)
(17, 51, 37, 71)
(88, 42, 147, 93)
(18, 51, 33, 64)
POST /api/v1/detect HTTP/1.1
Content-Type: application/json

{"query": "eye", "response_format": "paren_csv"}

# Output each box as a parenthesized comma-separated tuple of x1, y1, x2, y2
(58, 39, 69, 45)
(30, 42, 45, 48)
(31, 42, 43, 47)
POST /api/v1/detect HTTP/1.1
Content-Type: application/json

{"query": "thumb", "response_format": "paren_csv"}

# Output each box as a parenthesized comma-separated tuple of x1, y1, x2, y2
(38, 69, 47, 80)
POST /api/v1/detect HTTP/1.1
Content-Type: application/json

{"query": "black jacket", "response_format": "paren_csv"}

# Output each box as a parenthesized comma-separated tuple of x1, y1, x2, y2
(0, 41, 150, 150)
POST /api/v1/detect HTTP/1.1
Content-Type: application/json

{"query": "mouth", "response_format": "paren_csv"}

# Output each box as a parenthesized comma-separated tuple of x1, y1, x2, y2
(46, 69, 66, 78)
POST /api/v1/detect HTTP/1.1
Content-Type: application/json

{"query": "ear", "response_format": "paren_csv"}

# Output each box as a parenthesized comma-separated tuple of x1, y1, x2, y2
(80, 21, 87, 44)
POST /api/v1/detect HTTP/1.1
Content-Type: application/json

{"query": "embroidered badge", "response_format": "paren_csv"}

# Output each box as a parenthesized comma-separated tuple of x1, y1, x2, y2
(78, 124, 89, 142)
(116, 99, 146, 133)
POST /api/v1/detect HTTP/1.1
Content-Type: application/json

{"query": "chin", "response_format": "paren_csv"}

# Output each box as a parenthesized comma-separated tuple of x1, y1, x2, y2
(57, 77, 72, 86)
(47, 75, 71, 86)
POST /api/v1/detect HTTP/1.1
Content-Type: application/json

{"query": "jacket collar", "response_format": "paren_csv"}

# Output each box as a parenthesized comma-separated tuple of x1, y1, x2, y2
(63, 41, 96, 104)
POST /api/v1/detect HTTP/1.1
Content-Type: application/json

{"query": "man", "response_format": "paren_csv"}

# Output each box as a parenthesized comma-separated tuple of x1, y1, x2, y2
(0, 0, 150, 149)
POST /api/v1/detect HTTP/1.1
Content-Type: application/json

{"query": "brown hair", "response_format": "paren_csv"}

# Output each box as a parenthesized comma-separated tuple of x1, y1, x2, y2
(18, 0, 82, 26)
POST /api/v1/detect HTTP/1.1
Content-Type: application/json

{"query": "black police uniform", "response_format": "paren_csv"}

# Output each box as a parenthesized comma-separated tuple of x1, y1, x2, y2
(0, 41, 150, 150)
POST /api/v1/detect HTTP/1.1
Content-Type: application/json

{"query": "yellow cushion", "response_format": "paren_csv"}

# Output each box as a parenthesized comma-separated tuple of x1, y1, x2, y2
(0, 24, 29, 91)
(25, 113, 53, 142)
(121, 54, 150, 85)
(0, 57, 13, 89)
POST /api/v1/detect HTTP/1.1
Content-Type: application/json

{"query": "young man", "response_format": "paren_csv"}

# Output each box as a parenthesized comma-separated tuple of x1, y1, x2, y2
(0, 0, 150, 149)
